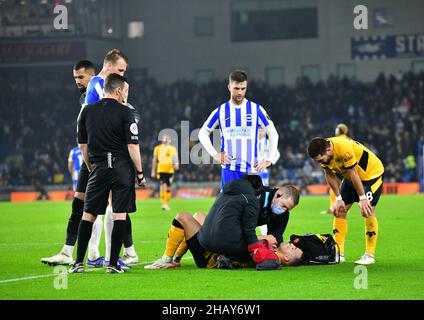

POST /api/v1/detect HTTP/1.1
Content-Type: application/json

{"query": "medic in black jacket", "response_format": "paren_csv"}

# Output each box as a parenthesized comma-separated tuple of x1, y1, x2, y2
(257, 184, 300, 245)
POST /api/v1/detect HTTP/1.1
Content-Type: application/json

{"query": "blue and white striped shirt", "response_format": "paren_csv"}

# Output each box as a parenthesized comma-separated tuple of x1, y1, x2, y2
(84, 75, 104, 106)
(203, 99, 272, 173)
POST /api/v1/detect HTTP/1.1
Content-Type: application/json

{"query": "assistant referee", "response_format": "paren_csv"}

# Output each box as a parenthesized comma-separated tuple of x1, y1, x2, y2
(70, 73, 146, 274)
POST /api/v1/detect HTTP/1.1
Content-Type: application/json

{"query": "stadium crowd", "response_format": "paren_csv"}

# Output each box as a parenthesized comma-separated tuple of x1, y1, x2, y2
(0, 68, 423, 191)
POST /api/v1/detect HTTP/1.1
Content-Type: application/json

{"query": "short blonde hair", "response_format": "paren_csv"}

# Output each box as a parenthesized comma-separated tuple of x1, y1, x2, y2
(336, 123, 348, 135)
(104, 49, 128, 65)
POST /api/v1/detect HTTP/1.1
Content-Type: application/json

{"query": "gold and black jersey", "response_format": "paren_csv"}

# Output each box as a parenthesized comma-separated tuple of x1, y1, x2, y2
(321, 136, 384, 181)
(153, 144, 178, 174)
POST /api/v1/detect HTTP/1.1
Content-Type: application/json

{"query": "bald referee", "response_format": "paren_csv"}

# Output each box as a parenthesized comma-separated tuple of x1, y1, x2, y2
(70, 74, 146, 274)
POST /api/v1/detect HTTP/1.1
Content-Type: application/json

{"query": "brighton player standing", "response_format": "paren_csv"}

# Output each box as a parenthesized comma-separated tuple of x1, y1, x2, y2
(257, 127, 280, 236)
(199, 69, 279, 188)
(41, 60, 95, 266)
(84, 49, 139, 267)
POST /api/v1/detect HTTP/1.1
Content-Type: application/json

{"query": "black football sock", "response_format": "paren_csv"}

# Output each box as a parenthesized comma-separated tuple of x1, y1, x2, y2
(110, 220, 126, 267)
(65, 197, 84, 246)
(123, 215, 133, 248)
(75, 220, 94, 264)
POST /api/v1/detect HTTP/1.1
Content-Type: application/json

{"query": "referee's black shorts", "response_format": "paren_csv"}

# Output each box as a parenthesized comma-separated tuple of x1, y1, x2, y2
(75, 162, 90, 193)
(84, 159, 136, 215)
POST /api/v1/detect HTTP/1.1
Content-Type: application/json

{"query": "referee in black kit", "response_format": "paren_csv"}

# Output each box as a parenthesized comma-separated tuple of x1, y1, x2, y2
(69, 73, 146, 274)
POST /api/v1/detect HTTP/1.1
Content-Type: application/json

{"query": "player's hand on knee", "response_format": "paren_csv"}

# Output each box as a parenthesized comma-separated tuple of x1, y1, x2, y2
(334, 207, 346, 218)
(359, 199, 373, 217)
(334, 200, 346, 217)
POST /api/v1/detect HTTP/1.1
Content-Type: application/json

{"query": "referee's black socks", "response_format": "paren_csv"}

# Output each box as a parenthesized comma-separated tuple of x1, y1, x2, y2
(110, 220, 126, 267)
(124, 215, 133, 248)
(75, 219, 94, 264)
(65, 197, 84, 246)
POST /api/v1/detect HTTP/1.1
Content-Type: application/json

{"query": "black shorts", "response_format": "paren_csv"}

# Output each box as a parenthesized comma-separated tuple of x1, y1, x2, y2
(84, 160, 136, 215)
(340, 175, 383, 207)
(186, 233, 218, 269)
(158, 173, 173, 186)
(75, 162, 90, 193)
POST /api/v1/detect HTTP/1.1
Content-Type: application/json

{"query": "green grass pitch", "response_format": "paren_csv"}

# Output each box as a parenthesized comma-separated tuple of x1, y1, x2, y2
(0, 195, 423, 300)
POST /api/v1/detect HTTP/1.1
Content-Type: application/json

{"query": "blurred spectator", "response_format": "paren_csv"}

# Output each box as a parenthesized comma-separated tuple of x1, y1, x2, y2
(0, 68, 423, 191)
(403, 154, 417, 182)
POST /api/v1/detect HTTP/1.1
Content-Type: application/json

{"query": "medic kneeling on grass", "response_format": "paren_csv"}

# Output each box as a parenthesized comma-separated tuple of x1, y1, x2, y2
(145, 175, 312, 271)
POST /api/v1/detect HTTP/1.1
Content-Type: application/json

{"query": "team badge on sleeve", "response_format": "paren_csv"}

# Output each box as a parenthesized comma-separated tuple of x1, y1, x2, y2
(130, 123, 138, 135)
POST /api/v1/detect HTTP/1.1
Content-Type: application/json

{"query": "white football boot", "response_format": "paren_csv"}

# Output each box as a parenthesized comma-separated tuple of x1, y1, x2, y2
(41, 252, 74, 266)
(161, 204, 171, 211)
(355, 253, 375, 265)
(121, 253, 139, 265)
(144, 256, 179, 269)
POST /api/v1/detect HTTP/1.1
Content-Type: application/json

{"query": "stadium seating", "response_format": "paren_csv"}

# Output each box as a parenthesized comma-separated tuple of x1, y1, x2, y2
(0, 69, 422, 190)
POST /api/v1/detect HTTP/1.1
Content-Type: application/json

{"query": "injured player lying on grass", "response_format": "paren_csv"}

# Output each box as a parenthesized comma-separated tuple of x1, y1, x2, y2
(146, 177, 302, 270)
(144, 210, 340, 270)
(145, 177, 338, 270)
(144, 211, 303, 270)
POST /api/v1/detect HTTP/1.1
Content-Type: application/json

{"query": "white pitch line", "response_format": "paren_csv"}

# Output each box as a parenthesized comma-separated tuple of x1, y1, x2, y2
(0, 257, 193, 284)
(0, 266, 105, 284)
(0, 274, 55, 284)
(0, 242, 63, 247)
